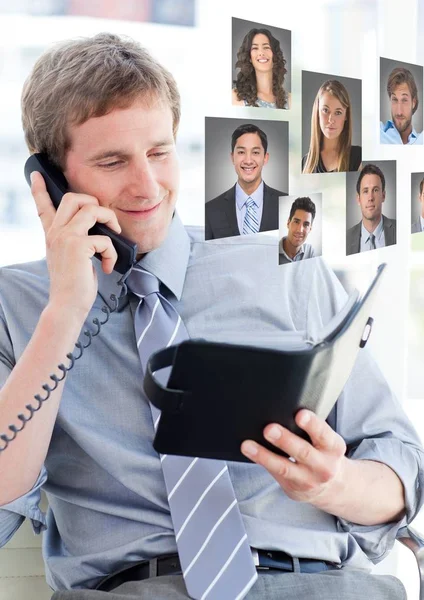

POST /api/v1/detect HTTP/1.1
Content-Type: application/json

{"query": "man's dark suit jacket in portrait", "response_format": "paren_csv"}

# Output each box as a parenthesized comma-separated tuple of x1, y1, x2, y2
(346, 215, 396, 255)
(411, 219, 422, 234)
(205, 183, 287, 240)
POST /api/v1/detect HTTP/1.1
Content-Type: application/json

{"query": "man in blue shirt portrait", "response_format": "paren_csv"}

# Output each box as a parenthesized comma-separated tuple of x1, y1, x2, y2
(380, 66, 423, 145)
(0, 33, 422, 600)
(279, 197, 316, 265)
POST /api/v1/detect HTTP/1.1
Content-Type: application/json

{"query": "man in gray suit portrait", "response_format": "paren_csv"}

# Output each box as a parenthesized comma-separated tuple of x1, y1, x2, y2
(205, 123, 286, 240)
(346, 163, 396, 255)
(411, 177, 424, 233)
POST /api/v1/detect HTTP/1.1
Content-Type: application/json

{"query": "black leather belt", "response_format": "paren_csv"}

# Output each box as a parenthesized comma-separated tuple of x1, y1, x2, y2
(96, 554, 182, 591)
(95, 550, 335, 592)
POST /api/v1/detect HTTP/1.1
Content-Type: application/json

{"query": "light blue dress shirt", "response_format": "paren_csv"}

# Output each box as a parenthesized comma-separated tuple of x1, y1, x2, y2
(420, 216, 424, 232)
(235, 181, 264, 234)
(380, 120, 422, 145)
(360, 218, 386, 252)
(0, 214, 423, 591)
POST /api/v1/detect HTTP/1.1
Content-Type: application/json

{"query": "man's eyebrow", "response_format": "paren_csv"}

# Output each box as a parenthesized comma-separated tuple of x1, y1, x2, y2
(235, 145, 262, 150)
(87, 139, 174, 162)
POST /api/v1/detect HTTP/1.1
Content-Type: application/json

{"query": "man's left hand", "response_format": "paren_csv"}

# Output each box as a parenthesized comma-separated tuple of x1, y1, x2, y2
(241, 409, 347, 507)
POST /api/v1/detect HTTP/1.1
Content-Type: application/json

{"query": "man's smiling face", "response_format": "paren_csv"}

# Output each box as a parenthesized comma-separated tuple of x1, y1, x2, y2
(64, 96, 179, 256)
(231, 132, 269, 190)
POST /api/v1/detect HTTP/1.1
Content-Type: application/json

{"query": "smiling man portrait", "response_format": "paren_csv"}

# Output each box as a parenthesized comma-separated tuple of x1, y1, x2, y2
(205, 123, 287, 240)
(279, 197, 316, 265)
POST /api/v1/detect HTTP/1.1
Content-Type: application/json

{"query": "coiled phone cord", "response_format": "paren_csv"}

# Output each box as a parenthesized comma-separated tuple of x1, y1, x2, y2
(0, 271, 131, 454)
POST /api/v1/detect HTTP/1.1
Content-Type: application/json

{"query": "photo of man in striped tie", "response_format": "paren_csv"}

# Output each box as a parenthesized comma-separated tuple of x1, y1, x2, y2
(0, 32, 422, 600)
(205, 123, 287, 240)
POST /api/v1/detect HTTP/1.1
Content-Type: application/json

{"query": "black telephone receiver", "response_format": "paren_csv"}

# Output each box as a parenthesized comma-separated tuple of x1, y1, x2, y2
(0, 155, 138, 453)
(24, 153, 138, 274)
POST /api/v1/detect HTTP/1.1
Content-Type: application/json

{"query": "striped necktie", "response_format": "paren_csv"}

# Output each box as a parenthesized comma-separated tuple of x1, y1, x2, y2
(369, 233, 376, 250)
(242, 197, 259, 234)
(127, 265, 257, 600)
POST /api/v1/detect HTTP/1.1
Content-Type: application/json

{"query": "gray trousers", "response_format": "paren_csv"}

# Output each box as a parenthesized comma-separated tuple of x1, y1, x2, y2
(51, 570, 407, 600)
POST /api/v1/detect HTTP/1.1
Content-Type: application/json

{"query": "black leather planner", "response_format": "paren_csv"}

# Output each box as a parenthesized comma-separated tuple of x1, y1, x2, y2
(144, 264, 386, 462)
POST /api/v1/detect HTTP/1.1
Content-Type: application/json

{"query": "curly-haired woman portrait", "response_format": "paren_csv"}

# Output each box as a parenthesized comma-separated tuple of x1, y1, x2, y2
(232, 27, 290, 109)
(302, 79, 362, 173)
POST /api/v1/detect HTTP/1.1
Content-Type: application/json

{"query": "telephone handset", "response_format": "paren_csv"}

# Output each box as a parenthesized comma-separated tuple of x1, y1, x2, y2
(0, 154, 138, 453)
(24, 153, 138, 274)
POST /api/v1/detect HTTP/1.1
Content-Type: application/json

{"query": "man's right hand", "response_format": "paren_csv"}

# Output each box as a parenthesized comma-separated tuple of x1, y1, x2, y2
(30, 171, 122, 320)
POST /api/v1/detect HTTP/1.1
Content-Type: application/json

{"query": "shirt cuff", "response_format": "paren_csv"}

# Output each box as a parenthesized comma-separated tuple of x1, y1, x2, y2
(336, 437, 423, 562)
(0, 467, 48, 545)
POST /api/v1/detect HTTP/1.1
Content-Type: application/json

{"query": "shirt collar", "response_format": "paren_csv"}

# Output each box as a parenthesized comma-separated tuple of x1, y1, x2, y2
(361, 216, 383, 242)
(279, 236, 304, 261)
(95, 212, 190, 311)
(235, 181, 264, 210)
(383, 119, 418, 140)
(383, 120, 395, 133)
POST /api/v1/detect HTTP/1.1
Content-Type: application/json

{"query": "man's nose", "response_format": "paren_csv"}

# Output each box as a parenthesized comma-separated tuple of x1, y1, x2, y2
(127, 159, 160, 200)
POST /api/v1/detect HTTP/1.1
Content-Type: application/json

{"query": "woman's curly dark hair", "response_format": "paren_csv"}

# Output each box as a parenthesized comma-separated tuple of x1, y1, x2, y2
(233, 28, 288, 108)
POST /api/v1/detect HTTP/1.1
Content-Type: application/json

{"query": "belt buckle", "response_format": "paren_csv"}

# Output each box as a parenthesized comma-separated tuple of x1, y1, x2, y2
(251, 547, 271, 571)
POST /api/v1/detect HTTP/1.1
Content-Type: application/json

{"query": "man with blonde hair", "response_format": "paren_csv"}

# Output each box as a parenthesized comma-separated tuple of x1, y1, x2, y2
(380, 66, 423, 144)
(0, 32, 422, 600)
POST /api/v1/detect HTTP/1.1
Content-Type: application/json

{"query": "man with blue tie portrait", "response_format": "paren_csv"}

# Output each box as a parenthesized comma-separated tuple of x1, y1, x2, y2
(205, 123, 287, 240)
(346, 163, 397, 255)
(0, 33, 421, 600)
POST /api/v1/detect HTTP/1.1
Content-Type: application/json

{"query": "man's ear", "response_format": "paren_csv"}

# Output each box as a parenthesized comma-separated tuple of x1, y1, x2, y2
(286, 217, 290, 229)
(263, 152, 270, 165)
(356, 193, 361, 206)
(382, 190, 386, 203)
(230, 152, 235, 166)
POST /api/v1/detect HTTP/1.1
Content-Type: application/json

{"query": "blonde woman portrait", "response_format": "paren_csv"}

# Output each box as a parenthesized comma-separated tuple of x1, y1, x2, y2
(232, 22, 291, 110)
(302, 78, 361, 173)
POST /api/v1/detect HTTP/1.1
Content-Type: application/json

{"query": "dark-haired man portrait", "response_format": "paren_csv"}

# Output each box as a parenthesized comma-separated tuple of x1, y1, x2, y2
(346, 164, 396, 255)
(380, 67, 423, 144)
(205, 123, 286, 240)
(412, 177, 424, 233)
(279, 197, 316, 265)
